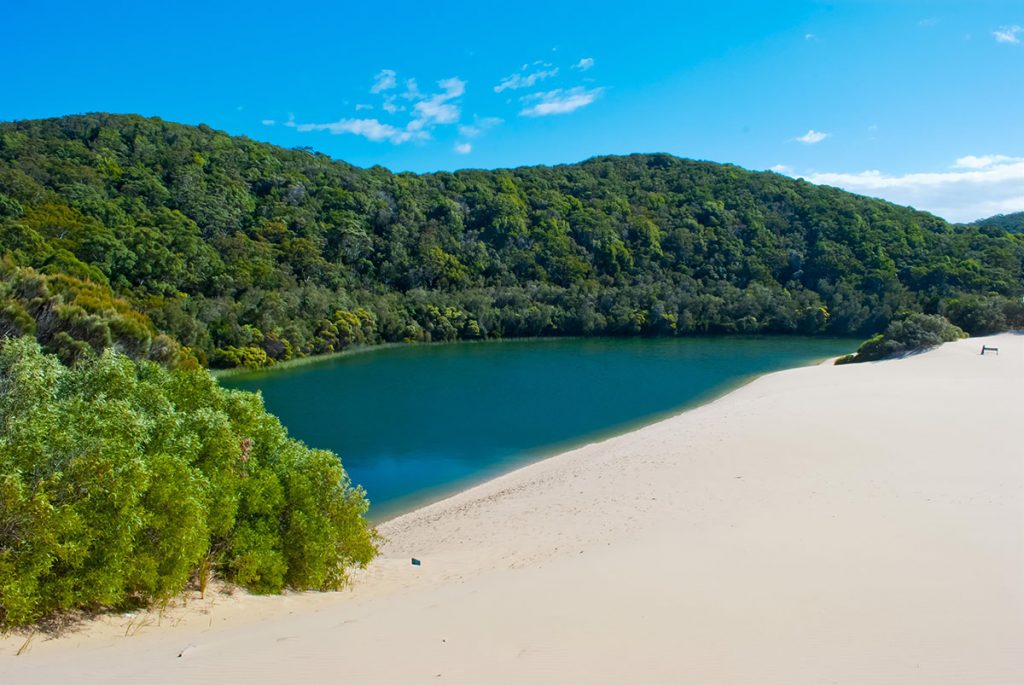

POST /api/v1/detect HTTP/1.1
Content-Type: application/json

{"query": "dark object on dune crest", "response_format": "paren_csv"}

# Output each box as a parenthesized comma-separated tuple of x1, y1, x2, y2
(412, 558, 422, 566)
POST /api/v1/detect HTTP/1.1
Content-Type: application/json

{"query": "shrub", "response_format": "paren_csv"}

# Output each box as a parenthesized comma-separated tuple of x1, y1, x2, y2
(211, 345, 273, 369)
(0, 337, 376, 627)
(940, 294, 1012, 335)
(837, 312, 967, 364)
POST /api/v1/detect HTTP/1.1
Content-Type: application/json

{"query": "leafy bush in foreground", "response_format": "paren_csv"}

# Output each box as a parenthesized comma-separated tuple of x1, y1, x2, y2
(836, 312, 967, 364)
(0, 337, 376, 628)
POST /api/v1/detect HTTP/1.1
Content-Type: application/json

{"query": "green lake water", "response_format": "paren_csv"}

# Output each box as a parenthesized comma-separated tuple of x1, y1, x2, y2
(222, 336, 854, 520)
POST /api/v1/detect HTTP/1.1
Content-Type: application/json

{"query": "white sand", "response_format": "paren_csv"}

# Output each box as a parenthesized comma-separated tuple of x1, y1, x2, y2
(3, 333, 1022, 684)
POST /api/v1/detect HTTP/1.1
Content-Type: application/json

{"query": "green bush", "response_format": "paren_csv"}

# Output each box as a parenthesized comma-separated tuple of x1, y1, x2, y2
(837, 312, 967, 364)
(0, 337, 376, 627)
(211, 345, 273, 369)
(940, 294, 1011, 335)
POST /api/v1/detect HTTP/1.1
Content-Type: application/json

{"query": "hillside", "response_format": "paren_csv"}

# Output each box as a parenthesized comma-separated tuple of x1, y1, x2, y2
(1, 113, 1022, 367)
(970, 211, 1024, 234)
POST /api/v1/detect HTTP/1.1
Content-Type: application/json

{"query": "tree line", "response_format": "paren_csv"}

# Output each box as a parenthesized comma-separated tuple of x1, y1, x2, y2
(1, 113, 1021, 368)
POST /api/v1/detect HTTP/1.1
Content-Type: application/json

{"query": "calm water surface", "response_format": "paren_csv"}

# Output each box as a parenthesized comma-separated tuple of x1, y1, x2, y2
(223, 337, 854, 520)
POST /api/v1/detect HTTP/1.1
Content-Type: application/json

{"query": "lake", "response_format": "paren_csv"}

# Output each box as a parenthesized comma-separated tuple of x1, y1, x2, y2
(222, 336, 854, 520)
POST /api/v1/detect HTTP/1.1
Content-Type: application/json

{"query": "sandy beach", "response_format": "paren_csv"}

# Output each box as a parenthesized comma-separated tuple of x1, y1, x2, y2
(2, 333, 1022, 684)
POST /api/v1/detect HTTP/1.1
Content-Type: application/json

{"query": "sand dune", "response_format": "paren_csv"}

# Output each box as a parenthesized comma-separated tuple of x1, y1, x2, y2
(3, 334, 1022, 684)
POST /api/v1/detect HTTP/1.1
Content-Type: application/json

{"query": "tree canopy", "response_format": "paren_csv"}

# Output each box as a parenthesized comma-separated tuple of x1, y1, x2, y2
(969, 211, 1024, 234)
(2, 114, 1021, 368)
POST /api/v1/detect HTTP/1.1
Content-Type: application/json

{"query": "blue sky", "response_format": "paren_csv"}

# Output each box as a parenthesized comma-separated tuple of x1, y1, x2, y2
(4, 1, 1022, 221)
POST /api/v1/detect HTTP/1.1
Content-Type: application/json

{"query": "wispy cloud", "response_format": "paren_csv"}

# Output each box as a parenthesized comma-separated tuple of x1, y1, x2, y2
(917, 17, 940, 28)
(290, 74, 466, 144)
(790, 155, 1024, 222)
(355, 103, 373, 111)
(993, 25, 1021, 43)
(795, 129, 829, 144)
(454, 116, 501, 155)
(371, 69, 397, 93)
(519, 87, 602, 117)
(402, 78, 422, 100)
(287, 118, 419, 144)
(495, 65, 559, 93)
(408, 77, 465, 131)
(804, 33, 817, 41)
(573, 57, 595, 71)
(261, 119, 276, 126)
(458, 116, 502, 138)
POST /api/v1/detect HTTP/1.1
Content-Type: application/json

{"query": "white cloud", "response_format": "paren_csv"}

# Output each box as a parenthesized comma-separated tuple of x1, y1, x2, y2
(495, 66, 559, 93)
(993, 25, 1021, 43)
(953, 154, 1020, 169)
(458, 116, 503, 138)
(573, 57, 595, 71)
(290, 74, 467, 145)
(519, 87, 602, 117)
(770, 164, 792, 173)
(917, 17, 940, 28)
(796, 129, 829, 144)
(408, 77, 466, 131)
(794, 156, 1024, 222)
(291, 118, 417, 144)
(355, 103, 373, 111)
(371, 69, 397, 93)
(454, 142, 472, 154)
(402, 78, 422, 100)
(804, 33, 816, 41)
(261, 119, 276, 126)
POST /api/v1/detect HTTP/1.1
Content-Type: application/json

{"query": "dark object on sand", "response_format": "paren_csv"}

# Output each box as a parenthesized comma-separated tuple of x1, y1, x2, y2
(981, 345, 999, 355)
(411, 558, 421, 566)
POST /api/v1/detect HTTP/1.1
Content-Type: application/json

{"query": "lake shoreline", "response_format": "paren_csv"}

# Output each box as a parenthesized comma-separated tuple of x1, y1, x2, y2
(223, 335, 856, 519)
(4, 334, 1021, 684)
(212, 335, 600, 380)
(366, 361, 804, 524)
(211, 332, 855, 380)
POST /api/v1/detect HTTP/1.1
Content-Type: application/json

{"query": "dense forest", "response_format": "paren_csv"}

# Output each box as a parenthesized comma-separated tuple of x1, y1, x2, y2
(969, 211, 1024, 234)
(2, 113, 1022, 369)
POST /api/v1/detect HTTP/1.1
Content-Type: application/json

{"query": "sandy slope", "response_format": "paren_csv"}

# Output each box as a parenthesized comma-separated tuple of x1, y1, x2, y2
(3, 334, 1022, 684)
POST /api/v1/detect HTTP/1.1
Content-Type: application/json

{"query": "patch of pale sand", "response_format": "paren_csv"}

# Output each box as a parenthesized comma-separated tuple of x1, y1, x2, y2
(3, 333, 1022, 684)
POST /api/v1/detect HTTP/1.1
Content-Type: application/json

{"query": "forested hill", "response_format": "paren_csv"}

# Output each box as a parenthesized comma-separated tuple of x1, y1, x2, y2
(1, 113, 1022, 368)
(969, 211, 1024, 234)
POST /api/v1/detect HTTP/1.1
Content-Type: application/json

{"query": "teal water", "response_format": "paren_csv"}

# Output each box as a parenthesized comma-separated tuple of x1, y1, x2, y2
(223, 336, 854, 520)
